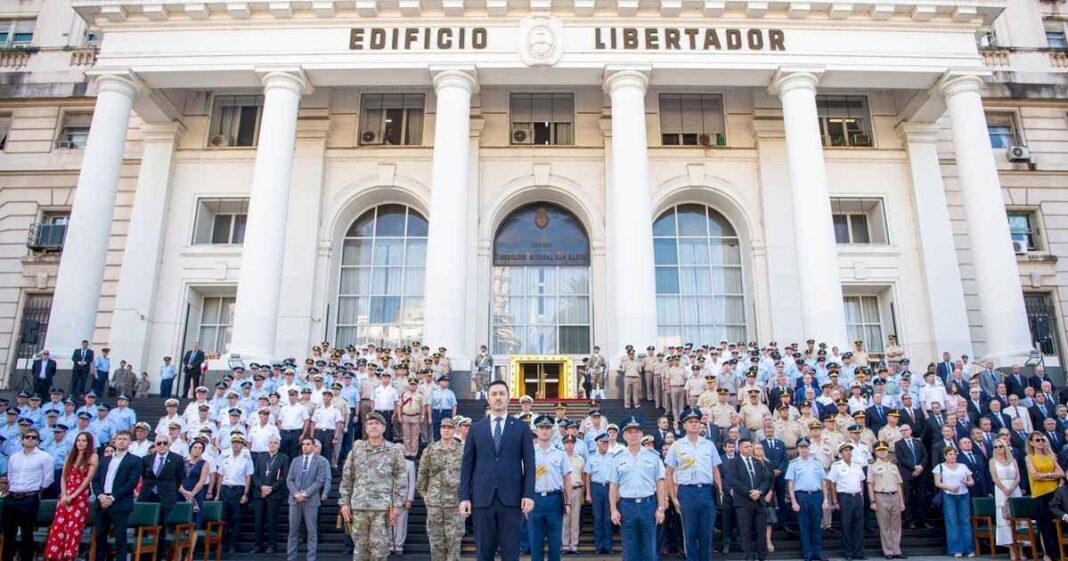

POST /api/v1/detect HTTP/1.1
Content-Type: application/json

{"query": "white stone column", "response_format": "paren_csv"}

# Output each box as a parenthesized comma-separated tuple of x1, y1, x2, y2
(45, 73, 140, 355)
(604, 68, 658, 353)
(898, 122, 974, 356)
(940, 74, 1033, 363)
(771, 70, 847, 346)
(109, 122, 184, 374)
(229, 70, 309, 362)
(422, 68, 477, 353)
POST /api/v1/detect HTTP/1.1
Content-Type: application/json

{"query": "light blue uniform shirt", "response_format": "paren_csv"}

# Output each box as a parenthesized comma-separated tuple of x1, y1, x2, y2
(534, 444, 572, 493)
(93, 356, 110, 374)
(785, 455, 827, 492)
(42, 437, 71, 469)
(585, 450, 613, 484)
(664, 436, 722, 485)
(430, 388, 457, 411)
(76, 405, 98, 418)
(41, 401, 64, 416)
(608, 447, 665, 498)
(109, 407, 137, 433)
(339, 385, 359, 407)
(90, 417, 113, 446)
(23, 408, 43, 430)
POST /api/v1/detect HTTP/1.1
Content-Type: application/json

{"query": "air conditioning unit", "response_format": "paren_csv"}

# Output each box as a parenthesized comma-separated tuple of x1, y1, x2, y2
(1013, 239, 1028, 255)
(1007, 145, 1032, 162)
(56, 140, 74, 149)
(698, 133, 712, 146)
(512, 124, 533, 145)
(852, 133, 872, 146)
(208, 134, 232, 148)
(360, 131, 377, 144)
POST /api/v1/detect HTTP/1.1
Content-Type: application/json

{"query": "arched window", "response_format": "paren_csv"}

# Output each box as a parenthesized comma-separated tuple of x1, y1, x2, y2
(653, 204, 745, 346)
(335, 204, 427, 348)
(492, 203, 591, 355)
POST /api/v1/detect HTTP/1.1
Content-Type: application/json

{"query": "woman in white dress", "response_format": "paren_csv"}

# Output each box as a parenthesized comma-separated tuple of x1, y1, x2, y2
(990, 437, 1022, 559)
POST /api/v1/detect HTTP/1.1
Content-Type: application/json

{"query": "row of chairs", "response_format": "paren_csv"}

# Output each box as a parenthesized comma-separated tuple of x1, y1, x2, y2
(0, 499, 226, 561)
(971, 496, 1068, 561)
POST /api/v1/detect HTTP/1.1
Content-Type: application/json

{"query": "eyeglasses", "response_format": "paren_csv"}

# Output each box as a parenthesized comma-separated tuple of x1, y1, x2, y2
(155, 441, 169, 446)
(22, 435, 38, 440)
(1031, 437, 1046, 443)
(993, 445, 1006, 449)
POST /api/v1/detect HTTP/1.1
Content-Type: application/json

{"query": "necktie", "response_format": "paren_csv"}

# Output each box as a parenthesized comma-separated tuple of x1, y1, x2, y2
(494, 418, 503, 452)
(907, 439, 916, 462)
(746, 458, 755, 487)
(877, 406, 883, 420)
(966, 453, 973, 463)
(303, 456, 309, 472)
(154, 455, 163, 476)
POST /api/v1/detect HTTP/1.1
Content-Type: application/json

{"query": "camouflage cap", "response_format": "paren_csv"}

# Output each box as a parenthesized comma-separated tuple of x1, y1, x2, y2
(365, 411, 386, 426)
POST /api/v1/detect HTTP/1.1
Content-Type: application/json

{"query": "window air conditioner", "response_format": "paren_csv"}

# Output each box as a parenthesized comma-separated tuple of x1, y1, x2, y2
(512, 124, 533, 145)
(1012, 239, 1028, 255)
(56, 140, 74, 149)
(208, 134, 232, 148)
(698, 133, 712, 146)
(1007, 145, 1032, 162)
(360, 131, 378, 144)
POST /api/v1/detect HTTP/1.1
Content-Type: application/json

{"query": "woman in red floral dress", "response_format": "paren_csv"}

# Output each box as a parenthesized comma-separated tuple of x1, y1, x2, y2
(44, 432, 99, 561)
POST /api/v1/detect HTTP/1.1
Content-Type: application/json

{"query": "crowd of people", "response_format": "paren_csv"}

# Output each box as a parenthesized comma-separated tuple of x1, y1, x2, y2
(5, 337, 1068, 561)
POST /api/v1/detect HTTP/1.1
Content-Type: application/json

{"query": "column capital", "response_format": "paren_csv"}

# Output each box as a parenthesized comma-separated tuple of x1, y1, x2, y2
(88, 70, 143, 100)
(140, 121, 185, 144)
(937, 72, 986, 100)
(603, 66, 650, 95)
(430, 67, 479, 94)
(256, 67, 313, 96)
(768, 68, 823, 96)
(896, 121, 941, 144)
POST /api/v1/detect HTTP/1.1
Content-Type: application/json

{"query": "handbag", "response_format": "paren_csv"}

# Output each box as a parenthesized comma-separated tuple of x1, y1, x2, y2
(931, 464, 944, 508)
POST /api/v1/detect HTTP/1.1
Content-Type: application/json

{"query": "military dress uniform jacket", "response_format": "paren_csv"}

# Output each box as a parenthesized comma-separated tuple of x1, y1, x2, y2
(339, 439, 408, 511)
(416, 440, 463, 507)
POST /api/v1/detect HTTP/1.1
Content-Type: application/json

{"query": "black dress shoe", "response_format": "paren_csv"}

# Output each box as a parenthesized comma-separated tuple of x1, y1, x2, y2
(897, 554, 908, 558)
(856, 555, 868, 559)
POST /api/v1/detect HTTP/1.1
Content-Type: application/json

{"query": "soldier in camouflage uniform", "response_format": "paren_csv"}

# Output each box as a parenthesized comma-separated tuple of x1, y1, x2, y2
(416, 416, 463, 560)
(339, 411, 408, 561)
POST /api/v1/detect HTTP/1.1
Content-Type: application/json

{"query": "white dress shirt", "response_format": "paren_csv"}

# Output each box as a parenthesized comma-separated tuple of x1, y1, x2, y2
(104, 451, 127, 494)
(8, 448, 54, 493)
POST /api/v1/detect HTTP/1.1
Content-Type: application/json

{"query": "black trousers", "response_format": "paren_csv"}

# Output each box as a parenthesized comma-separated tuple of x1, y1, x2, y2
(220, 486, 245, 547)
(33, 377, 50, 400)
(735, 500, 768, 561)
(70, 367, 90, 398)
(140, 491, 174, 542)
(95, 505, 130, 561)
(839, 493, 865, 558)
(720, 492, 738, 547)
(280, 429, 302, 461)
(2, 494, 38, 561)
(314, 429, 335, 466)
(901, 475, 925, 525)
(375, 410, 395, 442)
(181, 368, 201, 399)
(253, 493, 283, 549)
(473, 493, 523, 561)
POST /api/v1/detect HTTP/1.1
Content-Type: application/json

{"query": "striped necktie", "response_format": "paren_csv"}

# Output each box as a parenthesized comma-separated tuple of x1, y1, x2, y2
(493, 417, 503, 452)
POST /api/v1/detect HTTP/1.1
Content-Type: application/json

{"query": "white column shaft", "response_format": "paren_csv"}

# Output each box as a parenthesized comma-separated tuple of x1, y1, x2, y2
(422, 70, 477, 352)
(109, 123, 183, 373)
(941, 75, 1032, 362)
(899, 123, 973, 356)
(775, 72, 847, 347)
(45, 75, 139, 355)
(230, 71, 306, 361)
(605, 69, 658, 353)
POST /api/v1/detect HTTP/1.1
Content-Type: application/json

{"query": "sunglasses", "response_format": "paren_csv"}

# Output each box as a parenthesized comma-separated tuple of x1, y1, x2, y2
(994, 444, 1006, 449)
(155, 441, 169, 445)
(1031, 438, 1046, 442)
(22, 435, 38, 440)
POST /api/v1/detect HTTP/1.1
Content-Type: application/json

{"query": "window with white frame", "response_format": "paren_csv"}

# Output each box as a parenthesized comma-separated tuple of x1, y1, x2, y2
(208, 95, 263, 148)
(510, 93, 574, 146)
(815, 96, 873, 147)
(1008, 211, 1038, 251)
(359, 93, 425, 146)
(1047, 31, 1067, 49)
(84, 30, 102, 46)
(56, 112, 91, 149)
(830, 198, 889, 245)
(335, 204, 428, 348)
(0, 20, 34, 49)
(654, 204, 746, 347)
(659, 94, 726, 146)
(192, 198, 248, 245)
(986, 113, 1018, 149)
(198, 296, 235, 355)
(843, 295, 884, 353)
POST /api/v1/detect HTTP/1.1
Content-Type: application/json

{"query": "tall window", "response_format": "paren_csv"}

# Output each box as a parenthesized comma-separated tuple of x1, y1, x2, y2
(1025, 292, 1060, 358)
(192, 199, 248, 245)
(509, 93, 574, 145)
(816, 96, 873, 147)
(492, 204, 591, 355)
(359, 94, 424, 146)
(1047, 31, 1067, 49)
(0, 20, 34, 48)
(198, 296, 235, 355)
(986, 113, 1018, 148)
(1008, 212, 1038, 251)
(830, 198, 889, 245)
(335, 204, 427, 348)
(843, 295, 883, 352)
(208, 95, 263, 147)
(659, 94, 726, 146)
(56, 112, 91, 150)
(654, 205, 745, 346)
(28, 211, 69, 251)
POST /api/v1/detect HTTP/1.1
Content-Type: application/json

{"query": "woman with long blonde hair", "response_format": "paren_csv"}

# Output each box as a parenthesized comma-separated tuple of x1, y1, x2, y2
(1026, 431, 1063, 561)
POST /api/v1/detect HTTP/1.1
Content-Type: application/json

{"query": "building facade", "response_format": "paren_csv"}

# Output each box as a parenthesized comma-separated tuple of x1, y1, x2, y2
(0, 0, 1065, 390)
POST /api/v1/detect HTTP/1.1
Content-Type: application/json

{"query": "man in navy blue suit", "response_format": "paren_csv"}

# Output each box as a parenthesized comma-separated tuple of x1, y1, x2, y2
(460, 380, 536, 561)
(91, 430, 143, 561)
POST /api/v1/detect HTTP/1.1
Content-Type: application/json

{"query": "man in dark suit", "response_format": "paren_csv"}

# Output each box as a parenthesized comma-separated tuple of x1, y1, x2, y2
(253, 437, 289, 553)
(957, 438, 991, 497)
(1041, 417, 1065, 452)
(92, 430, 142, 561)
(460, 380, 535, 561)
(865, 395, 891, 435)
(1030, 393, 1058, 429)
(935, 352, 954, 384)
(651, 415, 679, 451)
(924, 404, 948, 447)
(139, 434, 185, 541)
(897, 398, 926, 442)
(31, 350, 56, 400)
(931, 425, 959, 468)
(894, 424, 927, 528)
(985, 400, 1012, 433)
(1029, 367, 1056, 393)
(759, 425, 790, 531)
(1005, 368, 1028, 399)
(181, 342, 205, 399)
(726, 438, 771, 561)
(70, 341, 94, 398)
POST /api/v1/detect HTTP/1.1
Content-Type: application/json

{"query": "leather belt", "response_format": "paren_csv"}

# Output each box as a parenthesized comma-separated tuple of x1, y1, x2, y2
(537, 490, 562, 497)
(9, 491, 40, 499)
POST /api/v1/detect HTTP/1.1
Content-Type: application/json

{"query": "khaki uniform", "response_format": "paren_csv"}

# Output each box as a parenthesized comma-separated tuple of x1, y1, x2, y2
(667, 366, 687, 421)
(810, 435, 836, 529)
(696, 389, 718, 413)
(834, 413, 854, 435)
(774, 418, 804, 453)
(739, 402, 771, 432)
(877, 425, 903, 462)
(416, 439, 464, 561)
(686, 376, 706, 406)
(621, 356, 642, 408)
(417, 381, 435, 444)
(399, 390, 425, 457)
(641, 356, 658, 403)
(652, 359, 667, 409)
(339, 440, 408, 561)
(563, 452, 585, 551)
(708, 402, 734, 429)
(868, 459, 904, 556)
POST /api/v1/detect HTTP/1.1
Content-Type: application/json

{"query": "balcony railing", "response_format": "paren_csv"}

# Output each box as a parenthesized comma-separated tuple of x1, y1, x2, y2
(69, 46, 97, 66)
(26, 222, 67, 251)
